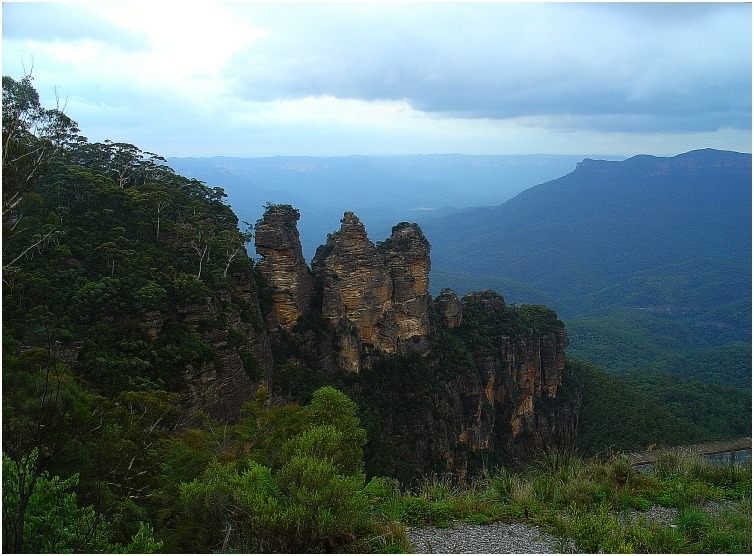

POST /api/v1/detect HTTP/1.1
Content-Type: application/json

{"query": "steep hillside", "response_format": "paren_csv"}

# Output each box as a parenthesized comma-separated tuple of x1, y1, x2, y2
(426, 149, 750, 315)
(566, 307, 751, 388)
(424, 150, 752, 387)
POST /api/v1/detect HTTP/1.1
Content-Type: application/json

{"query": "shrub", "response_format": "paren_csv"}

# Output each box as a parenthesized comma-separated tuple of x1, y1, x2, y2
(417, 474, 459, 502)
(398, 497, 432, 526)
(429, 501, 455, 527)
(179, 387, 386, 553)
(531, 474, 565, 504)
(364, 476, 401, 503)
(3, 451, 161, 553)
(562, 503, 629, 553)
(171, 272, 211, 303)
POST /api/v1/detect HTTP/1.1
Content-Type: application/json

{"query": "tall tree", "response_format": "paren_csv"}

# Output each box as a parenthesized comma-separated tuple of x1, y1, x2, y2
(2, 74, 82, 279)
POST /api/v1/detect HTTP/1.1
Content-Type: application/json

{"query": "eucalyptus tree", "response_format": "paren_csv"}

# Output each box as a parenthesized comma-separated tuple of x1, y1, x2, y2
(2, 74, 82, 279)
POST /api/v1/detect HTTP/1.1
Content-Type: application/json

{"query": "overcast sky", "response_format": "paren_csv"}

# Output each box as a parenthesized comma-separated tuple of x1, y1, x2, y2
(2, 1, 751, 158)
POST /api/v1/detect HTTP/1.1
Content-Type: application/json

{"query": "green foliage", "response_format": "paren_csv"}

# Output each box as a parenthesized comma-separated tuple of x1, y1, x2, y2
(133, 281, 168, 312)
(567, 307, 751, 389)
(482, 467, 519, 503)
(451, 293, 563, 356)
(622, 370, 751, 440)
(353, 353, 449, 483)
(178, 387, 392, 553)
(2, 451, 161, 553)
(564, 357, 711, 455)
(398, 497, 433, 526)
(391, 451, 750, 554)
(171, 272, 212, 303)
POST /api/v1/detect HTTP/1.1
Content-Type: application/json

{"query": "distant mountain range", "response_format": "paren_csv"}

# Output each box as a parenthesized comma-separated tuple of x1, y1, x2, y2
(168, 154, 621, 259)
(424, 149, 751, 315)
(171, 149, 751, 388)
(422, 149, 751, 386)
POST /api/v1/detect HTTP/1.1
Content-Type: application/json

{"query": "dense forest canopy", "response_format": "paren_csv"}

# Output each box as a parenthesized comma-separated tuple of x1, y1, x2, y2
(2, 74, 258, 552)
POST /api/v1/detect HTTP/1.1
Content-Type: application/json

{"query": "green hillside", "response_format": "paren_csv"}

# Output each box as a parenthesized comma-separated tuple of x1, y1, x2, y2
(566, 307, 751, 389)
(424, 151, 752, 392)
(426, 151, 751, 316)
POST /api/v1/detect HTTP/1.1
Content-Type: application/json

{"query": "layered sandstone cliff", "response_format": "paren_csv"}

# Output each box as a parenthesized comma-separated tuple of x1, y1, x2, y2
(381, 221, 432, 352)
(312, 212, 397, 371)
(256, 210, 432, 373)
(176, 272, 273, 424)
(254, 205, 316, 330)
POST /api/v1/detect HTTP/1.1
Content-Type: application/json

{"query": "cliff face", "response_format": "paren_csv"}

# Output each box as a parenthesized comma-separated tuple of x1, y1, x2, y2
(381, 221, 432, 352)
(311, 212, 397, 372)
(254, 205, 316, 330)
(372, 291, 574, 480)
(176, 272, 274, 424)
(253, 211, 433, 373)
(254, 207, 578, 477)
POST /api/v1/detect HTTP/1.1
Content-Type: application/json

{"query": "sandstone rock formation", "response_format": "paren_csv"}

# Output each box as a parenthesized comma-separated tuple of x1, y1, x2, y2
(254, 204, 315, 330)
(311, 212, 397, 372)
(380, 222, 432, 353)
(435, 288, 463, 328)
(256, 210, 433, 373)
(253, 206, 577, 478)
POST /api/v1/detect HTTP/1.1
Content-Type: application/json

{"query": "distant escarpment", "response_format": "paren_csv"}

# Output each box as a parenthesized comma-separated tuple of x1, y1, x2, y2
(255, 204, 577, 480)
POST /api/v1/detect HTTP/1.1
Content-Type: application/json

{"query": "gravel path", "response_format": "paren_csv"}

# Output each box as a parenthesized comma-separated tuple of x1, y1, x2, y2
(404, 502, 736, 553)
(405, 521, 563, 554)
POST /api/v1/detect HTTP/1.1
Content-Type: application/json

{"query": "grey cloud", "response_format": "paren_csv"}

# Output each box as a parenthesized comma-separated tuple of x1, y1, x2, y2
(227, 3, 751, 133)
(2, 2, 148, 50)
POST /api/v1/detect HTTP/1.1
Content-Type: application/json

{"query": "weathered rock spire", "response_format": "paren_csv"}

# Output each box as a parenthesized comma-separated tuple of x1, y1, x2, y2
(254, 204, 315, 330)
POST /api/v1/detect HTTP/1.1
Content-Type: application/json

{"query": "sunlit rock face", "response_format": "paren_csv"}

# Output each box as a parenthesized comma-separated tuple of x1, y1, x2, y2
(311, 213, 432, 372)
(381, 222, 432, 352)
(254, 205, 316, 330)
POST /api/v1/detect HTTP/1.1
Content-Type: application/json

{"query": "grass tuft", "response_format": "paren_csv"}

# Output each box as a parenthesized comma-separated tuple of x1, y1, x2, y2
(391, 451, 750, 554)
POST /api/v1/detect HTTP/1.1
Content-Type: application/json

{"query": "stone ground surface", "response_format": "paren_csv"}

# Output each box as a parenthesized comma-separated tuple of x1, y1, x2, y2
(404, 502, 736, 553)
(405, 520, 563, 554)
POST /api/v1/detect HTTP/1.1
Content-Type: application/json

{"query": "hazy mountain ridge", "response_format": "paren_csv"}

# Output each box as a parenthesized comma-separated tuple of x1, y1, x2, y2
(424, 149, 751, 314)
(168, 153, 623, 259)
(422, 149, 752, 388)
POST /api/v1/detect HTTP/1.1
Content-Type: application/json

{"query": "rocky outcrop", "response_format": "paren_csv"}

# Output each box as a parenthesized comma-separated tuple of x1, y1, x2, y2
(254, 210, 433, 373)
(253, 206, 577, 478)
(254, 205, 315, 330)
(435, 289, 463, 329)
(176, 272, 273, 424)
(311, 212, 397, 372)
(380, 222, 432, 353)
(389, 291, 574, 479)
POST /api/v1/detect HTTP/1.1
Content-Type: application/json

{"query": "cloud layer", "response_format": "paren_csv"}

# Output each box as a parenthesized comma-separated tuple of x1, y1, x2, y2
(2, 2, 750, 157)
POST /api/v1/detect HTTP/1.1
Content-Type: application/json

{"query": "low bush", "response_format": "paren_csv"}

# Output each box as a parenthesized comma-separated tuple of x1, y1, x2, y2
(398, 496, 432, 526)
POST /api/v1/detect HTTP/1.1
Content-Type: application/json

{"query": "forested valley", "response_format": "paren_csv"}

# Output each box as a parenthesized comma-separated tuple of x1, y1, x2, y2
(2, 75, 750, 553)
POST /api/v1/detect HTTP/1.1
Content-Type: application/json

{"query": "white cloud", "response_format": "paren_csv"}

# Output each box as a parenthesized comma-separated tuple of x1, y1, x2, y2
(2, 2, 750, 157)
